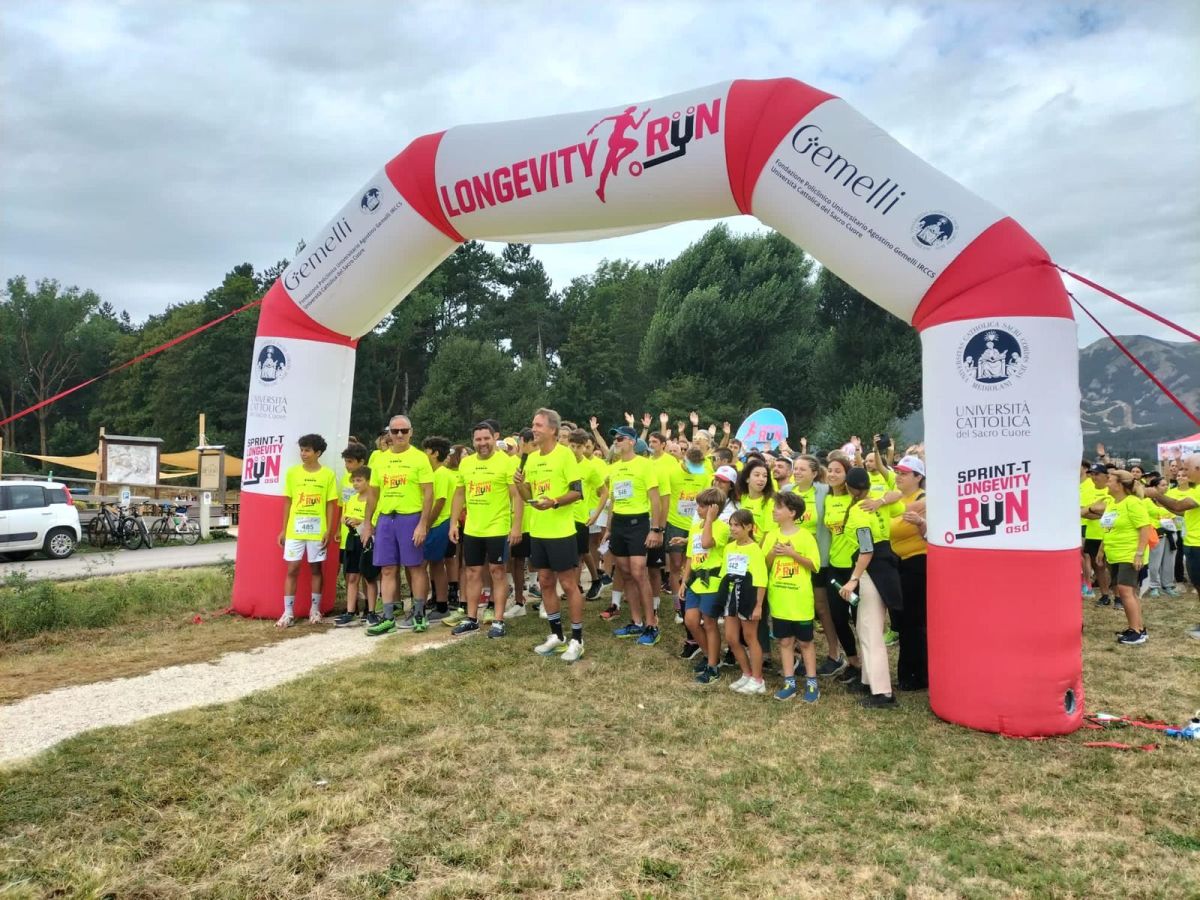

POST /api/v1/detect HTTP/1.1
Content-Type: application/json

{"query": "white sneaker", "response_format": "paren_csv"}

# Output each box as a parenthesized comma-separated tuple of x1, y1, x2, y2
(275, 612, 295, 629)
(534, 634, 565, 656)
(308, 607, 323, 624)
(561, 639, 585, 662)
(539, 604, 549, 619)
(504, 603, 527, 620)
(1188, 625, 1200, 640)
(674, 613, 684, 625)
(739, 678, 767, 695)
(729, 674, 750, 692)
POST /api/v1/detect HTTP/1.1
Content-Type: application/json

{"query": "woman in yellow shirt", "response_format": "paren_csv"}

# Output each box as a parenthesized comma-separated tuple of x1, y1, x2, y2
(736, 458, 775, 543)
(1098, 469, 1152, 645)
(888, 455, 928, 691)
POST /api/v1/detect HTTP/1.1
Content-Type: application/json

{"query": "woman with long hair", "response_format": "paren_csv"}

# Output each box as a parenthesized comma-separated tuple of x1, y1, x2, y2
(1098, 469, 1153, 644)
(736, 458, 775, 542)
(823, 453, 862, 685)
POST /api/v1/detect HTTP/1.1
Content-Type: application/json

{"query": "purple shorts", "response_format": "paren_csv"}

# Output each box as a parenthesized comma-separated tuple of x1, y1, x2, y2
(373, 512, 424, 568)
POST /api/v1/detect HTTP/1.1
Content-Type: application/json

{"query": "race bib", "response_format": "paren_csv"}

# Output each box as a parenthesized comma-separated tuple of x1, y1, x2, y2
(1100, 512, 1117, 529)
(691, 534, 705, 556)
(1161, 518, 1176, 530)
(677, 499, 697, 519)
(727, 553, 748, 576)
(613, 480, 634, 501)
(294, 515, 322, 535)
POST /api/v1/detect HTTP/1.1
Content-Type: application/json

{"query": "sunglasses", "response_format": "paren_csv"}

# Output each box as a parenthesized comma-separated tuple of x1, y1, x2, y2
(389, 427, 411, 435)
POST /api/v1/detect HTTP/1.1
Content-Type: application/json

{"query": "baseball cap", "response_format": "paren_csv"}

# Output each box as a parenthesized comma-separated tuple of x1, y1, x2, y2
(1087, 463, 1108, 475)
(634, 438, 649, 454)
(846, 466, 871, 491)
(610, 425, 638, 440)
(894, 455, 926, 478)
(714, 465, 738, 483)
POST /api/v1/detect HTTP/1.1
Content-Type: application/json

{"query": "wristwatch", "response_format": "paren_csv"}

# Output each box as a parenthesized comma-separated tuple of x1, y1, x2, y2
(550, 498, 558, 508)
(650, 526, 665, 533)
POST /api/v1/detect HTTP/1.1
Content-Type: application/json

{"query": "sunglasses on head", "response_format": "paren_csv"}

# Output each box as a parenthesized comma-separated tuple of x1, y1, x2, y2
(389, 427, 411, 435)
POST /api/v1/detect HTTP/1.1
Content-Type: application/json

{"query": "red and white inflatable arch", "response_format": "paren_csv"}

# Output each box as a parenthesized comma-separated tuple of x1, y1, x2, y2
(233, 78, 1083, 736)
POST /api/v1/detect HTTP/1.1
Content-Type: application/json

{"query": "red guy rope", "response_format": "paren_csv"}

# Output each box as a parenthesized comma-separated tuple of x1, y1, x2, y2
(1057, 265, 1199, 343)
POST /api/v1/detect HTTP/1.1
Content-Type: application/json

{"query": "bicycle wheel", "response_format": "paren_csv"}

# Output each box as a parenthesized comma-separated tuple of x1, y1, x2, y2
(149, 518, 170, 543)
(120, 518, 143, 550)
(139, 518, 154, 550)
(181, 522, 200, 546)
(86, 516, 109, 548)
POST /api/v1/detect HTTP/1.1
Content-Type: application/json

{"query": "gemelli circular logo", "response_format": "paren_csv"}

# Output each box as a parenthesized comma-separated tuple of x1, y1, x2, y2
(911, 211, 957, 250)
(955, 324, 1029, 390)
(361, 187, 381, 212)
(256, 344, 288, 385)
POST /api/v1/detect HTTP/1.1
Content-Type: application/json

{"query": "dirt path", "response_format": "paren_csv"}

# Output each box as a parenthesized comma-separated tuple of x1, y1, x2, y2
(0, 628, 451, 767)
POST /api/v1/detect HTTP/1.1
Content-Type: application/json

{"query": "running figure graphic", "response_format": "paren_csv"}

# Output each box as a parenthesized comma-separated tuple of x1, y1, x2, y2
(588, 105, 650, 203)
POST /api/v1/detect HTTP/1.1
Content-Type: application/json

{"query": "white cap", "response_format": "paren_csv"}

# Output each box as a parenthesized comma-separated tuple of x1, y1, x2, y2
(714, 465, 738, 483)
(895, 455, 925, 477)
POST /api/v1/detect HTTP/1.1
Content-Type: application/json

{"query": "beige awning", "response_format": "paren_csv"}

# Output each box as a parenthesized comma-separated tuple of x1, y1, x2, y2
(159, 450, 243, 478)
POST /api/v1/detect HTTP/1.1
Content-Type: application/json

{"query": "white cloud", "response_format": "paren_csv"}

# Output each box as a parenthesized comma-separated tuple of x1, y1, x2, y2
(1, 0, 1196, 348)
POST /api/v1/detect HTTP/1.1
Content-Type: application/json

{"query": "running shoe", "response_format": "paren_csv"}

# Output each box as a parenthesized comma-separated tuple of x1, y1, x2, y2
(728, 674, 750, 692)
(365, 612, 382, 627)
(1164, 586, 1181, 598)
(425, 608, 449, 624)
(739, 678, 767, 696)
(802, 678, 820, 703)
(487, 622, 506, 639)
(1113, 598, 1125, 611)
(862, 693, 898, 708)
(561, 639, 585, 662)
(1081, 585, 1095, 600)
(504, 603, 527, 620)
(333, 612, 360, 627)
(1147, 588, 1161, 599)
(883, 629, 898, 647)
(585, 581, 602, 601)
(836, 665, 862, 685)
(1116, 628, 1147, 645)
(775, 678, 798, 701)
(534, 634, 565, 656)
(366, 617, 396, 636)
(636, 626, 661, 646)
(308, 607, 324, 624)
(528, 583, 542, 599)
(275, 612, 295, 629)
(442, 609, 467, 627)
(600, 604, 620, 621)
(695, 666, 721, 685)
(1188, 625, 1200, 640)
(721, 648, 736, 668)
(679, 641, 702, 660)
(396, 614, 418, 631)
(538, 603, 549, 620)
(613, 623, 645, 638)
(412, 616, 429, 633)
(452, 619, 480, 636)
(693, 658, 709, 674)
(815, 655, 845, 677)
(674, 613, 684, 625)
(1095, 594, 1112, 607)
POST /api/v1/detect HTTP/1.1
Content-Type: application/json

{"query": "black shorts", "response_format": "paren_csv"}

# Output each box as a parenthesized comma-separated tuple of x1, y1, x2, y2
(462, 534, 509, 567)
(1083, 538, 1102, 562)
(342, 533, 379, 580)
(575, 522, 590, 555)
(444, 532, 458, 560)
(1111, 561, 1139, 588)
(510, 532, 531, 560)
(530, 536, 579, 573)
(773, 618, 815, 641)
(610, 512, 650, 557)
(811, 567, 829, 588)
(719, 573, 760, 620)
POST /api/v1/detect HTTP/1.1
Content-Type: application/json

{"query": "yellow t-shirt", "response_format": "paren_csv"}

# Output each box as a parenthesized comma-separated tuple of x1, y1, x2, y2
(340, 491, 367, 547)
(576, 454, 606, 525)
(1079, 479, 1097, 529)
(685, 517, 730, 595)
(719, 539, 769, 588)
(889, 492, 927, 559)
(762, 526, 821, 621)
(868, 469, 896, 499)
(651, 453, 678, 523)
(523, 443, 580, 539)
(825, 492, 855, 568)
(1100, 494, 1149, 563)
(1083, 483, 1110, 540)
(794, 485, 818, 536)
(458, 451, 515, 538)
(430, 465, 455, 528)
(283, 464, 338, 542)
(1167, 486, 1200, 547)
(370, 446, 434, 516)
(739, 493, 773, 543)
(844, 502, 889, 558)
(668, 467, 712, 531)
(607, 455, 659, 517)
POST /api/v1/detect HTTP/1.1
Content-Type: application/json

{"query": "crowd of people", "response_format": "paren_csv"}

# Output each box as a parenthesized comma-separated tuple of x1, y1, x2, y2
(272, 410, 1200, 710)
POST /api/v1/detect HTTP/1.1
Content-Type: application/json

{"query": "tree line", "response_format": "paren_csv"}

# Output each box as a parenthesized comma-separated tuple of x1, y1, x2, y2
(0, 226, 921, 473)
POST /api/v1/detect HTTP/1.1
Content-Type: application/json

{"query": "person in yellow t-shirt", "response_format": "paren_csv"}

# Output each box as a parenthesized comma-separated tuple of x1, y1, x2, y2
(567, 430, 609, 601)
(1081, 463, 1114, 605)
(1098, 469, 1152, 644)
(605, 425, 665, 644)
(332, 467, 379, 628)
(736, 459, 775, 543)
(822, 453, 861, 683)
(763, 491, 821, 702)
(677, 488, 730, 684)
(276, 433, 339, 629)
(362, 415, 435, 635)
(448, 422, 524, 636)
(1144, 455, 1200, 639)
(514, 408, 587, 662)
(719, 509, 770, 695)
(421, 436, 456, 624)
(648, 432, 681, 606)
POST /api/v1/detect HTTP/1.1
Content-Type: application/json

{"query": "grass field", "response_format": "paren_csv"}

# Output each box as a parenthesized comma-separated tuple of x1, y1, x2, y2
(1, 582, 1198, 898)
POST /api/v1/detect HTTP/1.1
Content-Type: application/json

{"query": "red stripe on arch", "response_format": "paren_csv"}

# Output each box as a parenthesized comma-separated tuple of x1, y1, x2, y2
(724, 78, 837, 215)
(258, 282, 357, 347)
(385, 131, 465, 243)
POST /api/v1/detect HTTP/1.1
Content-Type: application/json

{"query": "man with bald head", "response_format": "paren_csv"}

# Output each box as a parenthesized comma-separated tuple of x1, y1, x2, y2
(1145, 453, 1200, 639)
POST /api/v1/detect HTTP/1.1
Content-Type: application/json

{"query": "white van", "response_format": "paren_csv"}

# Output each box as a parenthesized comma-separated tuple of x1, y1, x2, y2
(0, 480, 82, 560)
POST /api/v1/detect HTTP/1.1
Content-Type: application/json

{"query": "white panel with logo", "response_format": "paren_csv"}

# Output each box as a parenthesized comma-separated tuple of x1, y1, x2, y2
(241, 337, 356, 497)
(279, 170, 459, 339)
(922, 317, 1082, 552)
(435, 81, 738, 242)
(749, 99, 1005, 323)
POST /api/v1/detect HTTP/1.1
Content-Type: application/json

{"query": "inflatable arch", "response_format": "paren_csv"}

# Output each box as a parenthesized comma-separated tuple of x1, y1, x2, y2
(233, 78, 1083, 737)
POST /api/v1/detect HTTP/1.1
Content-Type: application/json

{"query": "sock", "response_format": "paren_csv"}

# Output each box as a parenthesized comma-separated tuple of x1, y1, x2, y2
(467, 616, 477, 625)
(383, 602, 395, 619)
(284, 595, 295, 615)
(652, 595, 660, 611)
(571, 623, 583, 644)
(414, 599, 426, 619)
(807, 676, 818, 687)
(311, 593, 321, 612)
(548, 612, 564, 640)
(612, 590, 623, 610)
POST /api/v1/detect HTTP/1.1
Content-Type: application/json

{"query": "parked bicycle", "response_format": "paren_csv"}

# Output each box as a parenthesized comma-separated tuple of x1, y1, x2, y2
(86, 502, 151, 550)
(149, 503, 200, 545)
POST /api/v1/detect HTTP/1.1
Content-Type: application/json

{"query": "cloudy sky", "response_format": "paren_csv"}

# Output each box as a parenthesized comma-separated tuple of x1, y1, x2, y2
(1, 0, 1197, 348)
